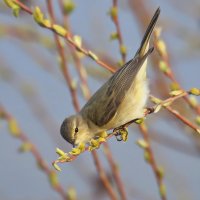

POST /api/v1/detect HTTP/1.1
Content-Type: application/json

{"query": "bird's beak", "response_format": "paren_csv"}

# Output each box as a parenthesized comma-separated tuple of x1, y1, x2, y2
(72, 139, 76, 148)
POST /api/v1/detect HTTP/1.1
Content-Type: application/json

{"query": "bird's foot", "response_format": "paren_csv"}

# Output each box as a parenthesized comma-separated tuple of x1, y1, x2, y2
(113, 126, 128, 142)
(144, 107, 155, 115)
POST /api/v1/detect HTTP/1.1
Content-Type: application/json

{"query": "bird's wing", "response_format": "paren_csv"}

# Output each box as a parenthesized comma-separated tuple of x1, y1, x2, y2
(81, 47, 153, 127)
(81, 7, 160, 127)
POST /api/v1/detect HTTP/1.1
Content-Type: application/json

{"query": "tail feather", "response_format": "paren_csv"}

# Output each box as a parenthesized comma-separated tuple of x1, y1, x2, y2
(136, 7, 160, 57)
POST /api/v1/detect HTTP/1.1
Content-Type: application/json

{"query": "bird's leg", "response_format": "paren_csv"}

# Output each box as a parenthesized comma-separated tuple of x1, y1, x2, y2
(113, 107, 155, 142)
(144, 107, 155, 115)
(113, 126, 128, 142)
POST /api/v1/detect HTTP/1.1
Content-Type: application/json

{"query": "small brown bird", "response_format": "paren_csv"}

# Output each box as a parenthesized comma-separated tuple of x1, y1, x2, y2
(60, 8, 160, 146)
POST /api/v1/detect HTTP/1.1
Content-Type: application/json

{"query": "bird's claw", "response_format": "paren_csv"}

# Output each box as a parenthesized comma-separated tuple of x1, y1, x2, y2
(113, 127, 128, 142)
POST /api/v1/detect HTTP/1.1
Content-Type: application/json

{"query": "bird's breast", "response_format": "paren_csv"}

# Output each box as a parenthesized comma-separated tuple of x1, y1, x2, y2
(104, 66, 149, 129)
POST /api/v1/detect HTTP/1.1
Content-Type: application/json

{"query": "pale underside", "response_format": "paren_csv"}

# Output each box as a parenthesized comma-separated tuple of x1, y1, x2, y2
(75, 62, 149, 145)
(103, 62, 149, 129)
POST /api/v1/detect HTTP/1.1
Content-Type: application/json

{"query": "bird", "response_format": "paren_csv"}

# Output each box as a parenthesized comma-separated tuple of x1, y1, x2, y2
(60, 8, 160, 147)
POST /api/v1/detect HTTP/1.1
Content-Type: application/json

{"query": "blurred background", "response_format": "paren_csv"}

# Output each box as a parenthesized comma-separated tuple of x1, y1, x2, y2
(0, 0, 200, 199)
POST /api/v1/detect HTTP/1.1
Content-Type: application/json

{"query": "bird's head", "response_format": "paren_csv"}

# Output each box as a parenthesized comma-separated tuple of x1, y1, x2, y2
(60, 114, 92, 146)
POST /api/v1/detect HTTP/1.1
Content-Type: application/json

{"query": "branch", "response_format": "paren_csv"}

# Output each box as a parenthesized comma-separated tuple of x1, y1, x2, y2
(154, 28, 200, 115)
(11, 0, 115, 73)
(103, 143, 127, 200)
(150, 88, 200, 135)
(109, 0, 127, 64)
(138, 123, 166, 200)
(0, 106, 69, 200)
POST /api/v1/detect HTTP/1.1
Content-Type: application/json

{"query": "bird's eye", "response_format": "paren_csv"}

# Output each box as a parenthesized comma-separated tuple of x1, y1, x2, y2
(75, 127, 78, 133)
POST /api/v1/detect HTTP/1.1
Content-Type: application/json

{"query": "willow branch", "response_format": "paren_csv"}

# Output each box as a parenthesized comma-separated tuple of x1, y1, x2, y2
(13, 0, 115, 73)
(110, 0, 126, 63)
(0, 106, 68, 200)
(103, 143, 127, 200)
(139, 124, 166, 200)
(46, 0, 80, 111)
(154, 28, 200, 115)
(150, 90, 200, 135)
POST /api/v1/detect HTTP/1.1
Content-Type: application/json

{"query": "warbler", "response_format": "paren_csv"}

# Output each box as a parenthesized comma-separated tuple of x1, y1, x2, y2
(60, 8, 160, 146)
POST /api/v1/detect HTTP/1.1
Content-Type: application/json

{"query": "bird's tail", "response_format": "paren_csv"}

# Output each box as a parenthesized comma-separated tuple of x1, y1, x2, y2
(136, 7, 160, 57)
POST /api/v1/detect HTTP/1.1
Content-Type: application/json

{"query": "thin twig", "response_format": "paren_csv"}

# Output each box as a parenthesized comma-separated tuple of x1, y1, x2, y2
(139, 124, 166, 200)
(150, 92, 200, 135)
(110, 0, 126, 63)
(58, 0, 91, 100)
(154, 29, 200, 115)
(46, 0, 80, 111)
(14, 0, 115, 73)
(166, 106, 200, 134)
(0, 106, 68, 200)
(92, 150, 118, 200)
(103, 143, 127, 200)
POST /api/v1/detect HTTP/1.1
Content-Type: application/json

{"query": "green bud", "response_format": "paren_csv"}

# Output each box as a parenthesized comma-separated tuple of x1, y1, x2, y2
(136, 139, 149, 149)
(67, 187, 77, 200)
(154, 104, 162, 113)
(135, 118, 144, 124)
(195, 116, 200, 126)
(90, 139, 98, 147)
(58, 154, 71, 162)
(33, 7, 44, 26)
(144, 150, 150, 163)
(150, 96, 161, 104)
(97, 137, 106, 143)
(169, 90, 183, 96)
(70, 148, 81, 156)
(97, 131, 108, 138)
(8, 119, 20, 137)
(117, 60, 124, 67)
(120, 45, 127, 56)
(3, 0, 20, 17)
(63, 0, 75, 15)
(189, 96, 198, 107)
(88, 51, 99, 61)
(170, 82, 180, 91)
(73, 35, 82, 48)
(109, 6, 118, 19)
(43, 19, 51, 28)
(157, 40, 167, 58)
(12, 4, 20, 17)
(4, 0, 14, 8)
(159, 183, 166, 198)
(157, 166, 164, 178)
(159, 60, 170, 74)
(19, 142, 32, 152)
(77, 143, 85, 153)
(190, 88, 200, 96)
(110, 32, 118, 40)
(49, 171, 58, 188)
(89, 139, 100, 151)
(56, 148, 66, 156)
(53, 24, 67, 36)
(80, 85, 90, 99)
(52, 162, 62, 171)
